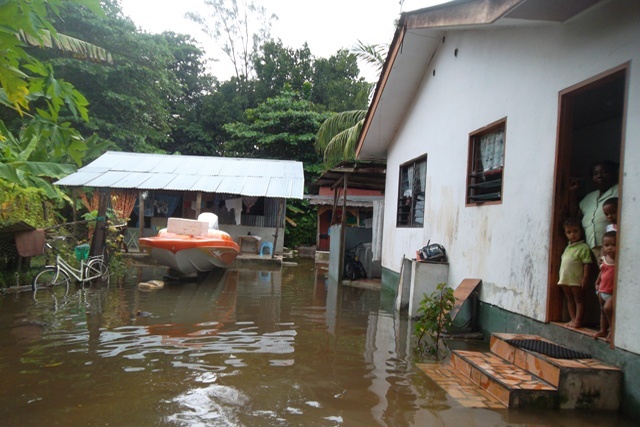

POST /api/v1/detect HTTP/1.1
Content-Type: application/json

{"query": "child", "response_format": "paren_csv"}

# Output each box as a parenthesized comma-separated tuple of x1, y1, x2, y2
(603, 197, 618, 232)
(558, 217, 593, 329)
(594, 230, 616, 341)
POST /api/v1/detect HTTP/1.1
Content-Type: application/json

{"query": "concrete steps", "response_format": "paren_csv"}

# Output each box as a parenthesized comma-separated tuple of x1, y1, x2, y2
(451, 349, 557, 408)
(489, 333, 622, 409)
(419, 333, 622, 410)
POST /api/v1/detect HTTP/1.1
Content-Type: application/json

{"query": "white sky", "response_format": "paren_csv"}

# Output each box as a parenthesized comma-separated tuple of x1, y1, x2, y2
(119, 0, 451, 81)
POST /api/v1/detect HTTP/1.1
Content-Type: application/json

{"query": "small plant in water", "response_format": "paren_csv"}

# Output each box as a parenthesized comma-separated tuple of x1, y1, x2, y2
(414, 282, 455, 361)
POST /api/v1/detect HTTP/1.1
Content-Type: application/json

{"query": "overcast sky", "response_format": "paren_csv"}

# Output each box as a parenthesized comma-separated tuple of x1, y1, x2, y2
(119, 0, 451, 81)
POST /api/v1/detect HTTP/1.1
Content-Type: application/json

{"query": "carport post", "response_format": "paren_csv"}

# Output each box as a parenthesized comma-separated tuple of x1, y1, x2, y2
(138, 190, 144, 239)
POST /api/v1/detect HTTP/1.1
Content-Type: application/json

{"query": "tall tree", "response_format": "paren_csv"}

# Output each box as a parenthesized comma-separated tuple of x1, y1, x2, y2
(166, 75, 258, 156)
(314, 42, 387, 168)
(187, 0, 276, 80)
(162, 31, 217, 155)
(253, 41, 314, 100)
(41, 0, 182, 153)
(223, 85, 329, 179)
(311, 49, 369, 112)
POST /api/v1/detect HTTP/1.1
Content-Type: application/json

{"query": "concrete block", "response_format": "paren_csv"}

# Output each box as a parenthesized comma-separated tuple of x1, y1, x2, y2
(167, 217, 209, 236)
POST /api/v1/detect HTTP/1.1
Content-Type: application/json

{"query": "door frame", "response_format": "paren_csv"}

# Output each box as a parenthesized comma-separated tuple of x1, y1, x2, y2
(547, 63, 629, 334)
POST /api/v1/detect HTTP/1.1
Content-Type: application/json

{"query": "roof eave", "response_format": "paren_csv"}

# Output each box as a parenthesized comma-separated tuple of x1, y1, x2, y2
(356, 0, 604, 161)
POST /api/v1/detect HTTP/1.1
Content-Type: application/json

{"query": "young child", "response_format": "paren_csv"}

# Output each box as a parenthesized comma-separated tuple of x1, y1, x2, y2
(594, 230, 616, 341)
(558, 217, 593, 329)
(603, 197, 618, 232)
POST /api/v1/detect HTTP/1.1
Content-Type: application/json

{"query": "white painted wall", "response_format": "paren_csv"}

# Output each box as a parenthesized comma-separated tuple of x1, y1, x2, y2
(380, 0, 640, 353)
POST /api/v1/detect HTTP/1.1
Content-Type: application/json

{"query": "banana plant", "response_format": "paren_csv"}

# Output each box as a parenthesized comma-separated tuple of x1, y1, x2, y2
(0, 118, 112, 203)
(0, 0, 107, 114)
(0, 0, 113, 203)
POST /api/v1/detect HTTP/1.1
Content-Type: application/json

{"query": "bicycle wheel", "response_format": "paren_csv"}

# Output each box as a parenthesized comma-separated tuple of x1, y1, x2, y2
(355, 261, 367, 280)
(345, 262, 357, 280)
(32, 267, 70, 300)
(86, 258, 110, 285)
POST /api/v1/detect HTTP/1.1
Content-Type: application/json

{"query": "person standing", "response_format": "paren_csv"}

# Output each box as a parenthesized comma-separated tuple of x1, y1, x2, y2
(594, 230, 617, 341)
(558, 217, 593, 329)
(570, 161, 619, 257)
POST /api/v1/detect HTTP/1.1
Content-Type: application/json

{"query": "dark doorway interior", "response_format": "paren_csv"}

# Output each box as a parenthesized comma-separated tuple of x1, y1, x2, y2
(548, 66, 627, 333)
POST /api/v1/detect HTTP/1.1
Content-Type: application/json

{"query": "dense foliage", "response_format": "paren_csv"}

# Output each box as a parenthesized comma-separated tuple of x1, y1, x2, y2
(223, 86, 329, 173)
(0, 181, 57, 229)
(1, 0, 377, 250)
(0, 0, 115, 205)
(37, 0, 181, 153)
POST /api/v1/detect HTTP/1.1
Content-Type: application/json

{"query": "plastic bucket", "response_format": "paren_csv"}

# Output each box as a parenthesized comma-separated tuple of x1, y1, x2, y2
(75, 244, 90, 261)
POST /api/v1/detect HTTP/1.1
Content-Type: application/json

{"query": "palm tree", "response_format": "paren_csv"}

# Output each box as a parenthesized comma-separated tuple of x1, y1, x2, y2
(314, 110, 367, 168)
(314, 41, 386, 168)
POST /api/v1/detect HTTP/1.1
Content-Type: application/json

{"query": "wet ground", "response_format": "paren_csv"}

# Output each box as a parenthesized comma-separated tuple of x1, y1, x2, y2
(0, 258, 636, 426)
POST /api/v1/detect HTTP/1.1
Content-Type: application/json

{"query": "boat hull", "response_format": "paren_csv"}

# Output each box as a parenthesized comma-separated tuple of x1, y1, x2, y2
(139, 229, 239, 276)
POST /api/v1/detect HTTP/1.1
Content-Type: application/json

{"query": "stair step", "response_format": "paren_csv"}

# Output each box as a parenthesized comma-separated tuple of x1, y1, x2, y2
(417, 363, 506, 408)
(451, 350, 557, 408)
(491, 333, 622, 410)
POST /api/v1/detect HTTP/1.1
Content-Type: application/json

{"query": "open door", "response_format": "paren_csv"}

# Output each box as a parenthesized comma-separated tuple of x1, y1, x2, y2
(548, 64, 627, 336)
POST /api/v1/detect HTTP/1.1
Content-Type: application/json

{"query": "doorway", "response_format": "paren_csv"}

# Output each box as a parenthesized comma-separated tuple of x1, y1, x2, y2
(548, 65, 627, 334)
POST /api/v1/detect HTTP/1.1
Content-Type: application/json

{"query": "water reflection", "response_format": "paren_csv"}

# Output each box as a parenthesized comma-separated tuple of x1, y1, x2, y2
(0, 259, 636, 426)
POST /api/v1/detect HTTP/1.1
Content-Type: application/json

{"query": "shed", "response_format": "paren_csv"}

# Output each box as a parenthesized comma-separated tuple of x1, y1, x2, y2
(55, 151, 305, 254)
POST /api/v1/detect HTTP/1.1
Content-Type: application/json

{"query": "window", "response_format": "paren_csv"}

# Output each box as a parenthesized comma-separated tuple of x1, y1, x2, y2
(466, 119, 506, 204)
(397, 155, 427, 227)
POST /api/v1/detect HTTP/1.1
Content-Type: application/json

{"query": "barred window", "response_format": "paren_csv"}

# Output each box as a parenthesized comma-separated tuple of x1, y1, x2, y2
(467, 119, 506, 205)
(397, 155, 427, 227)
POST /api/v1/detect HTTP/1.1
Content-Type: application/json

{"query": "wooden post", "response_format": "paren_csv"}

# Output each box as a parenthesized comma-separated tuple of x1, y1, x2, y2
(272, 198, 283, 259)
(138, 190, 144, 238)
(90, 190, 109, 257)
(196, 192, 202, 218)
(71, 188, 78, 223)
(316, 206, 322, 249)
(338, 173, 348, 283)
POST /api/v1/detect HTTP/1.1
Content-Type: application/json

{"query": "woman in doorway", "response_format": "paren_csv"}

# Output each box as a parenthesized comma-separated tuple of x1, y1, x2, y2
(571, 160, 619, 257)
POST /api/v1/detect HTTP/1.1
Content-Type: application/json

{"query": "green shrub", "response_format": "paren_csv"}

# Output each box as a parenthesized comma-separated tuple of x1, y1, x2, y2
(284, 199, 316, 248)
(0, 181, 57, 229)
(414, 282, 456, 361)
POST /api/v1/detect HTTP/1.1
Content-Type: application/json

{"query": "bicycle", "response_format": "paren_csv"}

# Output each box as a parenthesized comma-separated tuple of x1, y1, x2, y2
(344, 243, 367, 281)
(32, 237, 110, 301)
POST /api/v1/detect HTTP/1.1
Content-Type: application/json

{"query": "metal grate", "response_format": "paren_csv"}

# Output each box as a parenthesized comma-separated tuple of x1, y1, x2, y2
(506, 339, 591, 359)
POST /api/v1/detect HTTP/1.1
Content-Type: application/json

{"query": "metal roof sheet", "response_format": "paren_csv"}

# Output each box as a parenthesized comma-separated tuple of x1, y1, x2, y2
(55, 151, 304, 199)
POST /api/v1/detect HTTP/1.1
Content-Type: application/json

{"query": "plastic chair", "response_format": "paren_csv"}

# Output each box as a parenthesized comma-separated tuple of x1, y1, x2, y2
(259, 241, 273, 256)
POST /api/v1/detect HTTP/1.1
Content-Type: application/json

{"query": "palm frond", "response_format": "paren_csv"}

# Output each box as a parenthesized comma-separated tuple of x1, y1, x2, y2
(315, 110, 367, 154)
(323, 118, 365, 168)
(352, 40, 386, 73)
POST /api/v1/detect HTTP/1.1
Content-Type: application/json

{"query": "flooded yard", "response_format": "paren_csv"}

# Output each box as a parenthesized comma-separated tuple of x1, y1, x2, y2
(0, 258, 635, 426)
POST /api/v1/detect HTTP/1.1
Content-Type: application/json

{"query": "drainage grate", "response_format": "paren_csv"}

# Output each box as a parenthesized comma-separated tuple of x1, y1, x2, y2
(505, 339, 591, 359)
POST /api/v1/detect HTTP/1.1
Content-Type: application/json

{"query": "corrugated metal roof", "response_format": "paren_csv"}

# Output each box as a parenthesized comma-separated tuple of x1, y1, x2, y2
(55, 151, 305, 199)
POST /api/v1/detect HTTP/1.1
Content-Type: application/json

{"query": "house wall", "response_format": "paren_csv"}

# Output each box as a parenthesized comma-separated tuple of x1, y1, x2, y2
(381, 1, 640, 353)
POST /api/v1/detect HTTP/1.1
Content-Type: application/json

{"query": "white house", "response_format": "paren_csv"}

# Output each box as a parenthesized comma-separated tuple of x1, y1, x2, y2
(357, 0, 639, 417)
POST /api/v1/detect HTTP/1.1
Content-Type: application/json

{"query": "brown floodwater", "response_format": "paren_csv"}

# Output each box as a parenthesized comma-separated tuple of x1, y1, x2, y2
(0, 259, 636, 426)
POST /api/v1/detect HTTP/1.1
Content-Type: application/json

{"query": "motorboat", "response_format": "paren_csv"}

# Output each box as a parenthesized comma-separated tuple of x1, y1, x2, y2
(138, 213, 239, 277)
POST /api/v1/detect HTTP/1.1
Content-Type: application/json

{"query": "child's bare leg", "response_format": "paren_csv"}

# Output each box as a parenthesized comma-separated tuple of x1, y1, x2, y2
(594, 294, 609, 339)
(570, 287, 585, 328)
(603, 297, 614, 342)
(560, 286, 576, 326)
